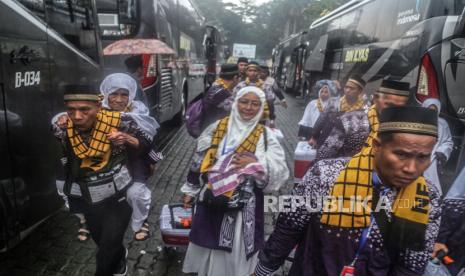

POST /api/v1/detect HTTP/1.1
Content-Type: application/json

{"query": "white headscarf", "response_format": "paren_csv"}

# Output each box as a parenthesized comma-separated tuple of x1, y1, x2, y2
(100, 73, 160, 139)
(422, 98, 441, 116)
(100, 73, 138, 108)
(318, 85, 331, 109)
(298, 85, 332, 128)
(221, 86, 266, 154)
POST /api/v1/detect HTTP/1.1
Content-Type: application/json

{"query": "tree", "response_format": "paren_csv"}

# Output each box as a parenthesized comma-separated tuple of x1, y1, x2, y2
(193, 0, 351, 58)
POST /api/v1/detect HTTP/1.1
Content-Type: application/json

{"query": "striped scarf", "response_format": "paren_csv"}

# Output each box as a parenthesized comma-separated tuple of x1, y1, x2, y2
(320, 146, 430, 229)
(339, 95, 364, 112)
(364, 105, 379, 148)
(66, 109, 121, 171)
(200, 116, 264, 174)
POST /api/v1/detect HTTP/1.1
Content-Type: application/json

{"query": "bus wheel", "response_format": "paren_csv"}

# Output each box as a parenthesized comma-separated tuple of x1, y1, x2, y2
(172, 87, 187, 126)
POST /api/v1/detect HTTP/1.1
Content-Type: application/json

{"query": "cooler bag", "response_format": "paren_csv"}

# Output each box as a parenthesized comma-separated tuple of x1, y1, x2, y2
(159, 203, 192, 248)
(294, 141, 316, 183)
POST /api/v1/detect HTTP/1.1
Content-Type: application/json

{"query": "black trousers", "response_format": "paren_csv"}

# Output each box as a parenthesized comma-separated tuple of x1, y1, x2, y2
(69, 195, 132, 276)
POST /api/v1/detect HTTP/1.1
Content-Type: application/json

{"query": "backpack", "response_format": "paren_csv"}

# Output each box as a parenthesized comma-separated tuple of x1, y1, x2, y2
(185, 97, 204, 138)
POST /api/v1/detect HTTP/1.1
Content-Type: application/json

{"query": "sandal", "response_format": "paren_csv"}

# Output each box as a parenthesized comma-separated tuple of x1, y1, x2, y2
(134, 222, 150, 241)
(77, 222, 90, 242)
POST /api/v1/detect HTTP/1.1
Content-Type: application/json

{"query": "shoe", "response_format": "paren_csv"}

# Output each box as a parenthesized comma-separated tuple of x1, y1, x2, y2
(113, 264, 127, 276)
(113, 248, 128, 276)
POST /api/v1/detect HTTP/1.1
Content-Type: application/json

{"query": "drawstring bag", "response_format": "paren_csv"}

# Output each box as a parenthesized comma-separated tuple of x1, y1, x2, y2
(185, 98, 204, 138)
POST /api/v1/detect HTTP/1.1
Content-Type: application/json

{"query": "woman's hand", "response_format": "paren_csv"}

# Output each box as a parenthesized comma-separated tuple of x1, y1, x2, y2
(432, 243, 449, 258)
(231, 153, 257, 169)
(107, 131, 140, 148)
(57, 114, 69, 129)
(107, 131, 127, 145)
(308, 138, 317, 147)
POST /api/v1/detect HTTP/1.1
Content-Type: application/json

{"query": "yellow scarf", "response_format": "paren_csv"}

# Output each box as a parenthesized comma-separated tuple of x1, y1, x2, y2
(245, 78, 264, 89)
(67, 109, 121, 171)
(316, 99, 324, 112)
(200, 116, 263, 173)
(200, 116, 264, 197)
(216, 78, 232, 90)
(339, 95, 364, 112)
(320, 146, 430, 228)
(364, 105, 379, 148)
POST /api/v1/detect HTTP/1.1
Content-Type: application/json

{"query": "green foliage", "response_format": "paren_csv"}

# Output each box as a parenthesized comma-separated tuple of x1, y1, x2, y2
(193, 0, 350, 58)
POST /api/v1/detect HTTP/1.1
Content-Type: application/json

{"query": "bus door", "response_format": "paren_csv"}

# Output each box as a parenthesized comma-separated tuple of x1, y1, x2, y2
(0, 4, 58, 239)
(0, 49, 19, 251)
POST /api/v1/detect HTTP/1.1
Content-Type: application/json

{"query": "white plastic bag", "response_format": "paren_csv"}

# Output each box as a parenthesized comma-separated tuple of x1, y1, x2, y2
(423, 260, 451, 276)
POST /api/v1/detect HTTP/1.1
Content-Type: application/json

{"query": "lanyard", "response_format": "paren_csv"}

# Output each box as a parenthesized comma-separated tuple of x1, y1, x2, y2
(350, 214, 374, 265)
(221, 134, 235, 156)
(350, 172, 390, 266)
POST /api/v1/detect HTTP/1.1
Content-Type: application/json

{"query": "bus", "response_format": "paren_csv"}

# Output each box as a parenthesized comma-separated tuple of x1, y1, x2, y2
(292, 0, 465, 175)
(96, 0, 223, 125)
(271, 31, 308, 96)
(0, 0, 102, 251)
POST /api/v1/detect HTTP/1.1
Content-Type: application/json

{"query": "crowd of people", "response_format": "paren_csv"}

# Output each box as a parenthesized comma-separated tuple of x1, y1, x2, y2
(51, 56, 465, 276)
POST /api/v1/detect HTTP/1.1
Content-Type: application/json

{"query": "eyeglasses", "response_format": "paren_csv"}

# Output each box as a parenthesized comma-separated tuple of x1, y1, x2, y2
(238, 98, 261, 108)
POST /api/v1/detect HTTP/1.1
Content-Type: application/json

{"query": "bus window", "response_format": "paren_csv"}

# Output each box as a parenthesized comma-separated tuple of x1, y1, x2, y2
(73, 0, 100, 62)
(426, 0, 465, 17)
(352, 1, 378, 45)
(455, 0, 465, 14)
(45, 0, 100, 62)
(97, 0, 138, 38)
(17, 0, 45, 19)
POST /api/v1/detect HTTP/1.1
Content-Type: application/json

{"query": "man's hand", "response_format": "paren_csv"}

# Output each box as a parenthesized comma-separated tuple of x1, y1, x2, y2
(281, 100, 288, 109)
(231, 153, 257, 169)
(432, 243, 449, 258)
(57, 114, 69, 129)
(308, 138, 317, 147)
(183, 194, 194, 209)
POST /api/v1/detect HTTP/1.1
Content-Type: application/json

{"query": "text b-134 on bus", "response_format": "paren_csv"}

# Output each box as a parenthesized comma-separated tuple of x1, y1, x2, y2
(15, 71, 41, 88)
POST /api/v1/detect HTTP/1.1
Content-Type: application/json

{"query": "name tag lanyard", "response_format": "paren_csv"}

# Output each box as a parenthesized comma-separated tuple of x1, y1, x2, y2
(221, 134, 236, 156)
(341, 173, 391, 275)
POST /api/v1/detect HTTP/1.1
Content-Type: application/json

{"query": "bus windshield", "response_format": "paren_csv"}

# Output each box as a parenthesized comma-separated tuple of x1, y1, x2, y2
(97, 0, 138, 38)
(456, 0, 465, 14)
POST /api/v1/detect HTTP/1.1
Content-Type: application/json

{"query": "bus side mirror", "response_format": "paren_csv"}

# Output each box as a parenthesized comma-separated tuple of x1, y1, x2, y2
(117, 0, 136, 24)
(455, 7, 465, 36)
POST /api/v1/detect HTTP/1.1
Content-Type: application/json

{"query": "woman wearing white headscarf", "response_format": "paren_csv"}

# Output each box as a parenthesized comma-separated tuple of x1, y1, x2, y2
(181, 86, 289, 276)
(99, 73, 162, 241)
(298, 81, 334, 140)
(100, 73, 160, 137)
(422, 98, 454, 194)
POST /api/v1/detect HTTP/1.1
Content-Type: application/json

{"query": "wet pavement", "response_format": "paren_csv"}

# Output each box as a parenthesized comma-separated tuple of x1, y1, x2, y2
(0, 94, 306, 276)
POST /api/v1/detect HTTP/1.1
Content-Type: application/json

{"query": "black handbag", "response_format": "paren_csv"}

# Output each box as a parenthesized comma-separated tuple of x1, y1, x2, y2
(199, 176, 256, 211)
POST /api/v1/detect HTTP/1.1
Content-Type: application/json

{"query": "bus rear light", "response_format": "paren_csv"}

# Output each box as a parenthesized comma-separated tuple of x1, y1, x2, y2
(141, 54, 157, 89)
(416, 54, 439, 102)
